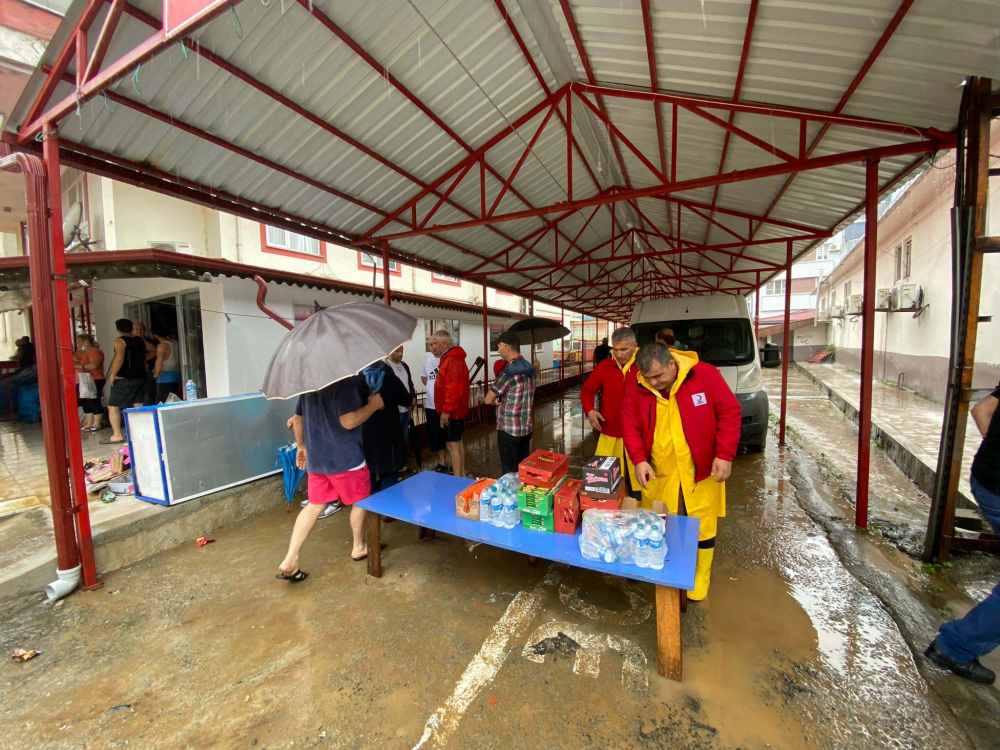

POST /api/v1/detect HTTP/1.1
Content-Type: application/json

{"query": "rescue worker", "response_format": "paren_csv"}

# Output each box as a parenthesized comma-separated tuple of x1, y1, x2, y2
(581, 327, 641, 501)
(621, 342, 741, 601)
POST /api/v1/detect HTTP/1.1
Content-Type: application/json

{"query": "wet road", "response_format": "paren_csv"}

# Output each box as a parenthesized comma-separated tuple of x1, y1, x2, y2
(0, 386, 983, 749)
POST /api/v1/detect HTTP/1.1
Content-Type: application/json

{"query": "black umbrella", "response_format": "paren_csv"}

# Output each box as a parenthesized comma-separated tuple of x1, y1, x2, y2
(504, 317, 570, 346)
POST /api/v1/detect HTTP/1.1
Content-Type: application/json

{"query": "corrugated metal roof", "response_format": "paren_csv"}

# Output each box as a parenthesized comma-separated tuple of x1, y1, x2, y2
(7, 0, 996, 318)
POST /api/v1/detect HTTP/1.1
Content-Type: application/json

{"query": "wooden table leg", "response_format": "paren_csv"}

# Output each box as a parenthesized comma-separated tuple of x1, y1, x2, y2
(680, 590, 688, 613)
(417, 527, 436, 540)
(527, 555, 538, 566)
(655, 585, 682, 681)
(367, 512, 383, 578)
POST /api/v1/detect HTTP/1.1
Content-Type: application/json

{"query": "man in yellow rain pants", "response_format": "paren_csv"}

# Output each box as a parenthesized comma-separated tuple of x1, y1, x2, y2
(581, 327, 641, 502)
(622, 343, 742, 601)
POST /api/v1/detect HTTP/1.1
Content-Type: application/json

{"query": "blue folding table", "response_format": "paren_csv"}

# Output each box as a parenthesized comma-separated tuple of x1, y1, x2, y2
(358, 471, 700, 681)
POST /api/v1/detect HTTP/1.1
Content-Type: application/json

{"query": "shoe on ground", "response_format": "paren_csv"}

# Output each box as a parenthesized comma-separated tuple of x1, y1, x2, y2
(318, 501, 343, 519)
(434, 464, 452, 474)
(300, 498, 310, 508)
(925, 639, 996, 684)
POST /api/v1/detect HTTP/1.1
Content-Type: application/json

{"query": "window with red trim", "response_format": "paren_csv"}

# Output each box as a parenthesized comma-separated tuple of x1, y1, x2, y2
(431, 272, 461, 287)
(497, 290, 512, 296)
(260, 225, 326, 260)
(358, 251, 402, 276)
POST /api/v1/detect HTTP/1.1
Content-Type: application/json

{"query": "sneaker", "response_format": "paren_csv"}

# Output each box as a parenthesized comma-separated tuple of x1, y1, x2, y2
(318, 502, 343, 519)
(300, 498, 310, 508)
(925, 639, 996, 684)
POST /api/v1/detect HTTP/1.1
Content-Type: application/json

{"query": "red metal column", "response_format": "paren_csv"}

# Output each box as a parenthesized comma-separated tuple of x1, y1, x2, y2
(43, 126, 98, 587)
(754, 271, 761, 342)
(855, 159, 880, 529)
(481, 276, 489, 398)
(380, 240, 392, 307)
(560, 307, 565, 388)
(1, 150, 79, 573)
(778, 241, 793, 446)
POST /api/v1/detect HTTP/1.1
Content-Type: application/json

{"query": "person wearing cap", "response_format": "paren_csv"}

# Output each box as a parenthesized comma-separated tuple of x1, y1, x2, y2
(485, 330, 536, 475)
(581, 327, 642, 501)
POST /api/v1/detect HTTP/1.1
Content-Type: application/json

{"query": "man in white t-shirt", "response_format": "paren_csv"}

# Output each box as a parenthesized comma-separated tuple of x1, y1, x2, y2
(420, 346, 449, 472)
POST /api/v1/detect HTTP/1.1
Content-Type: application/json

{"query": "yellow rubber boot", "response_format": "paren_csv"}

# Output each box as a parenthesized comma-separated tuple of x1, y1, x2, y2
(689, 547, 715, 602)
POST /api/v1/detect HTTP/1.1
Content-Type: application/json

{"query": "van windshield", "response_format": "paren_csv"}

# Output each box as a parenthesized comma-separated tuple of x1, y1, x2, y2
(633, 318, 754, 367)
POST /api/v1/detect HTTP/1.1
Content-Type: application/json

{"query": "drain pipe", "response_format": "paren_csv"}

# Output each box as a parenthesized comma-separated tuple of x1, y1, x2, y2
(45, 563, 82, 601)
(253, 275, 293, 330)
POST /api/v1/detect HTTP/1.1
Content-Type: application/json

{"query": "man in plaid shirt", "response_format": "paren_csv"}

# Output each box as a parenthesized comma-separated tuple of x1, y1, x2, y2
(485, 330, 537, 474)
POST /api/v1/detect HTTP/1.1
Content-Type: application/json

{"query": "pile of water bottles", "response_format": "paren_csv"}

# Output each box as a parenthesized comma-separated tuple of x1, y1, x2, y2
(578, 509, 667, 570)
(479, 472, 521, 530)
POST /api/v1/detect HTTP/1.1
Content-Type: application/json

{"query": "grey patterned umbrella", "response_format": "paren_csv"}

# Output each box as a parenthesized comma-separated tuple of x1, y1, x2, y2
(261, 301, 418, 400)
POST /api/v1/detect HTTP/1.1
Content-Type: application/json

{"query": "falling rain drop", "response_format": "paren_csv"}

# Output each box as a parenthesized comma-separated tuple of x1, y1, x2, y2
(699, 0, 707, 30)
(418, 37, 421, 68)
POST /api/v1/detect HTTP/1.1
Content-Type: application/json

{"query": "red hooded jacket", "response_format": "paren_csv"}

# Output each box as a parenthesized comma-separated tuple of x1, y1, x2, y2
(621, 359, 742, 483)
(580, 358, 638, 439)
(434, 346, 470, 419)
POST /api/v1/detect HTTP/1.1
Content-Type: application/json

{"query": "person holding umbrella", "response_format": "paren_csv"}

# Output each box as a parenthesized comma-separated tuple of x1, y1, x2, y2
(485, 330, 536, 474)
(264, 301, 419, 581)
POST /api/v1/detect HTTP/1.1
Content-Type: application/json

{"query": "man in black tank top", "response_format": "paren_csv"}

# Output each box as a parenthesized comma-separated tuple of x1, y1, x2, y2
(101, 318, 149, 445)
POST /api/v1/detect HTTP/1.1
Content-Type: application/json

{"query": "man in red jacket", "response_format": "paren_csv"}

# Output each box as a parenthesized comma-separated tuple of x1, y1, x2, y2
(622, 342, 742, 601)
(432, 330, 470, 478)
(581, 327, 641, 499)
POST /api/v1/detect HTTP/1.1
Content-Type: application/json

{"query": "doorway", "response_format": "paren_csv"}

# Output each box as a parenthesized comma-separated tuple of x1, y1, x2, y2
(123, 289, 206, 398)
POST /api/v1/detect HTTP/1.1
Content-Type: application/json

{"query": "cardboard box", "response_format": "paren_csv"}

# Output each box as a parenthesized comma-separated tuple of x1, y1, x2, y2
(519, 450, 569, 489)
(517, 478, 563, 515)
(554, 477, 583, 506)
(583, 455, 622, 496)
(554, 502, 581, 534)
(583, 475, 623, 498)
(455, 478, 494, 521)
(622, 496, 668, 515)
(580, 482, 626, 513)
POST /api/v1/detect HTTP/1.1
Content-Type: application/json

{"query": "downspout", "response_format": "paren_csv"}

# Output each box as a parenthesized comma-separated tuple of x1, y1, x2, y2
(253, 275, 293, 330)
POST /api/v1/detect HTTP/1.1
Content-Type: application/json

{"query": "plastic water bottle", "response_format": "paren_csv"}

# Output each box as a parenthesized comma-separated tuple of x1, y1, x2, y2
(491, 492, 504, 527)
(633, 524, 649, 568)
(184, 379, 198, 401)
(502, 495, 518, 529)
(648, 528, 665, 570)
(479, 487, 493, 524)
(581, 536, 617, 564)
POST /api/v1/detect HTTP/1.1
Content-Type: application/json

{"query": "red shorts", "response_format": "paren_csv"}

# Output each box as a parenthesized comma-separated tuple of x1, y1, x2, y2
(307, 465, 370, 506)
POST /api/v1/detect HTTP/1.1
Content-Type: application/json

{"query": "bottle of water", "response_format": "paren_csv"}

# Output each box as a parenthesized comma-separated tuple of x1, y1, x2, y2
(633, 524, 649, 568)
(648, 528, 665, 570)
(491, 492, 504, 527)
(580, 536, 617, 564)
(479, 487, 493, 524)
(184, 379, 198, 401)
(502, 495, 518, 529)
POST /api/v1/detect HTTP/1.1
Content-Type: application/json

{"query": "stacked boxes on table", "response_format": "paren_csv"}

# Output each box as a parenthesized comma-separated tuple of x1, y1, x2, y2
(554, 478, 584, 534)
(518, 450, 569, 533)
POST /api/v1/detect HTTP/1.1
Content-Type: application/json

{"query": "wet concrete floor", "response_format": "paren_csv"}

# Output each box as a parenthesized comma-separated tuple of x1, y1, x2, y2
(0, 386, 992, 749)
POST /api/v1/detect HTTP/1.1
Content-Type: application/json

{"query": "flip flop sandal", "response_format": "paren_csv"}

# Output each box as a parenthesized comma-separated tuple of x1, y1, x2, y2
(351, 542, 387, 562)
(275, 569, 308, 583)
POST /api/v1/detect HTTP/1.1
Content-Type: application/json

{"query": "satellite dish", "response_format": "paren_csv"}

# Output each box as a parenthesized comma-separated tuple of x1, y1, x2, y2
(63, 202, 83, 246)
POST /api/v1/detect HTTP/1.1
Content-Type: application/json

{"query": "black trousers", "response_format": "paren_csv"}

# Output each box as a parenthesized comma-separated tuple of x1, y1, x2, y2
(498, 430, 532, 476)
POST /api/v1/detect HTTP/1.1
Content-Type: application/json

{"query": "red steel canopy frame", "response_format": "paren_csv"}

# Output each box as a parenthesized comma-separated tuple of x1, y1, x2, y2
(6, 0, 982, 536)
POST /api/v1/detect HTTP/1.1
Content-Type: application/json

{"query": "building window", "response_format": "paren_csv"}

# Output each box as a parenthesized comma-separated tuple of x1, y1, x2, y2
(897, 239, 912, 281)
(261, 225, 324, 259)
(425, 319, 460, 351)
(816, 246, 829, 261)
(843, 282, 851, 302)
(358, 251, 401, 276)
(764, 279, 785, 296)
(431, 272, 462, 287)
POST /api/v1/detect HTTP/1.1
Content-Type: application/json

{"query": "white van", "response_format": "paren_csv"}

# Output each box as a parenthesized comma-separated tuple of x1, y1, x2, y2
(630, 295, 775, 452)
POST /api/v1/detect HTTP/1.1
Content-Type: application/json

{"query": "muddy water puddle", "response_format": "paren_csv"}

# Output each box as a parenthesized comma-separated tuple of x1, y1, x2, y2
(0, 387, 973, 749)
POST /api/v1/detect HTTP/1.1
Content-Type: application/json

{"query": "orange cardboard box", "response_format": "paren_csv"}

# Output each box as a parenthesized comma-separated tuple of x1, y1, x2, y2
(456, 478, 494, 521)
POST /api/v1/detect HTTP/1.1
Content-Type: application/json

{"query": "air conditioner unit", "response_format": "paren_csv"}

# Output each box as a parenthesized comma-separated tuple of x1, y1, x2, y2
(847, 294, 864, 315)
(876, 288, 892, 309)
(898, 283, 919, 310)
(831, 305, 844, 319)
(148, 241, 194, 254)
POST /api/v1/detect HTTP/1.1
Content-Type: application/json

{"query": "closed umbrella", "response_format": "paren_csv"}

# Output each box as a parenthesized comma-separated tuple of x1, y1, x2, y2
(261, 301, 418, 399)
(275, 442, 305, 509)
(503, 317, 570, 346)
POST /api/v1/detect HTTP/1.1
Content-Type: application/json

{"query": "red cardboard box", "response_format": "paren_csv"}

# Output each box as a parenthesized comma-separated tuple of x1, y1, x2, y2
(519, 450, 569, 489)
(580, 483, 626, 513)
(554, 503, 581, 534)
(554, 477, 583, 506)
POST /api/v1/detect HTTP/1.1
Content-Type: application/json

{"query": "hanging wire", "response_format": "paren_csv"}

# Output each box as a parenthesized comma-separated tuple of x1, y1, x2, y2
(132, 64, 142, 96)
(34, 125, 58, 142)
(230, 5, 244, 39)
(180, 39, 189, 60)
(103, 90, 116, 113)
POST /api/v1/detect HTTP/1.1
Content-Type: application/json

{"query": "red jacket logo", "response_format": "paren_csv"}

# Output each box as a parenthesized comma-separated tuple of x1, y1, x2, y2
(692, 392, 707, 407)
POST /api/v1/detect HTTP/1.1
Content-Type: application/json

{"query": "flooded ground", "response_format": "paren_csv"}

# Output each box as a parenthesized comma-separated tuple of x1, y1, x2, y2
(1, 385, 996, 749)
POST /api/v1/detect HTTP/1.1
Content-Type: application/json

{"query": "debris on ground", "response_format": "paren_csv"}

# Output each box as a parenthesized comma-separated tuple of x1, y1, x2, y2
(101, 489, 117, 504)
(196, 535, 215, 547)
(105, 704, 132, 715)
(12, 648, 41, 662)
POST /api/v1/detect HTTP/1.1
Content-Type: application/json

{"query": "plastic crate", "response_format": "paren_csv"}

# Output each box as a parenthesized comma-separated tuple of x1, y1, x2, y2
(521, 510, 555, 532)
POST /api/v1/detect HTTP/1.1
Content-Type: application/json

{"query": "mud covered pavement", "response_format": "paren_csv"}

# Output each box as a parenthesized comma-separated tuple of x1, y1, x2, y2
(0, 386, 995, 749)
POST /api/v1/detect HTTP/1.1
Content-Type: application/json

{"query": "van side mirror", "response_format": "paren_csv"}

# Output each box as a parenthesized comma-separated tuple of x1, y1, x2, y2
(761, 343, 781, 369)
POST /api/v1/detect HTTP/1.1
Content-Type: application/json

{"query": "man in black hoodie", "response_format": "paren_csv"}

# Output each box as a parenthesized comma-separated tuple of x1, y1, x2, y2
(357, 360, 413, 493)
